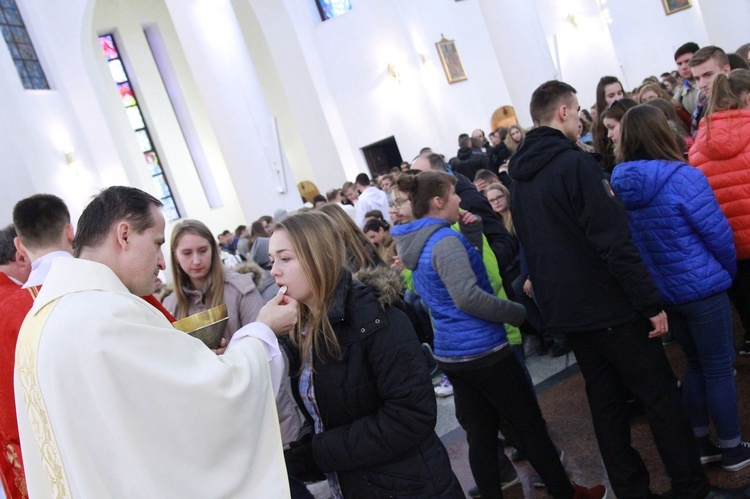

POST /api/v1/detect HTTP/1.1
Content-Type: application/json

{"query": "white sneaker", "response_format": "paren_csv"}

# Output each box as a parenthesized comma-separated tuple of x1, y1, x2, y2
(434, 374, 454, 397)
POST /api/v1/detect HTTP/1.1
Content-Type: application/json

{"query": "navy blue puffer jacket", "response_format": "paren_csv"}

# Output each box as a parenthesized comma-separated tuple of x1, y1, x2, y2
(611, 159, 736, 305)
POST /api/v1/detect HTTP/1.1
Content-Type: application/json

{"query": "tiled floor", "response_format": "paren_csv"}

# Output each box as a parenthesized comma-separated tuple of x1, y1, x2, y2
(309, 328, 750, 498)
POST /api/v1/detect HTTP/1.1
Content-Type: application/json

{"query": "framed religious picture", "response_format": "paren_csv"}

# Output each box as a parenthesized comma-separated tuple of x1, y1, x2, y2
(435, 36, 467, 84)
(662, 0, 691, 15)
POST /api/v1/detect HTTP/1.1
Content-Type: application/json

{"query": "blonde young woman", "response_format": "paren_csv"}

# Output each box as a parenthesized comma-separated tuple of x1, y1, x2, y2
(164, 219, 265, 340)
(504, 123, 526, 155)
(270, 211, 462, 498)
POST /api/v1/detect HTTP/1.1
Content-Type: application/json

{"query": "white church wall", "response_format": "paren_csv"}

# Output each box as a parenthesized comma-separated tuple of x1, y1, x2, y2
(0, 0, 104, 223)
(697, 0, 750, 55)
(163, 0, 303, 221)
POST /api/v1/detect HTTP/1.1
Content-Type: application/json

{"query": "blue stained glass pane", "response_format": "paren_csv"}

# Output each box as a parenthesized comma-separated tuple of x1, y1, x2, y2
(1, 26, 10, 43)
(318, 0, 351, 20)
(7, 41, 18, 59)
(16, 42, 34, 60)
(152, 174, 171, 199)
(10, 26, 28, 44)
(108, 59, 127, 83)
(161, 197, 180, 222)
(30, 75, 46, 89)
(3, 7, 22, 26)
(0, 9, 6, 24)
(0, 0, 16, 10)
(135, 130, 152, 152)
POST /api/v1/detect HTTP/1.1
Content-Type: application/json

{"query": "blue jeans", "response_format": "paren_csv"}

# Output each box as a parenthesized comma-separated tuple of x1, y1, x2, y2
(666, 292, 740, 447)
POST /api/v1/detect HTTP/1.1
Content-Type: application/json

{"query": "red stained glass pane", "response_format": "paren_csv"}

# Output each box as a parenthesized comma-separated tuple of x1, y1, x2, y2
(118, 82, 136, 107)
(144, 152, 162, 176)
(99, 35, 118, 61)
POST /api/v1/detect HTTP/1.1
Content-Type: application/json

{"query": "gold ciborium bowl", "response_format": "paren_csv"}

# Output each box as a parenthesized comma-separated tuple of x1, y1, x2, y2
(172, 304, 228, 349)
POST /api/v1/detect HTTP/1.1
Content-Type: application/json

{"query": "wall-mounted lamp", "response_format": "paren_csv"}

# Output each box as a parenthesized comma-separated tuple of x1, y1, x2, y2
(387, 62, 401, 83)
(64, 149, 82, 174)
(566, 14, 579, 29)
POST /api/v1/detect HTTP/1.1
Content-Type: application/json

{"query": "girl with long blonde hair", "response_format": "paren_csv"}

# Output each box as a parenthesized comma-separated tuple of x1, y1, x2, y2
(270, 211, 461, 498)
(164, 219, 265, 340)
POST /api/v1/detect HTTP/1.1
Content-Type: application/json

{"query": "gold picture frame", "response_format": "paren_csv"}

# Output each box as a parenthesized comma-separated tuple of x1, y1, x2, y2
(435, 35, 467, 84)
(662, 0, 691, 15)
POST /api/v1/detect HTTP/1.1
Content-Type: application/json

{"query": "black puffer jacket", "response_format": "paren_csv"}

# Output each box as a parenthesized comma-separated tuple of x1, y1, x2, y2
(449, 147, 490, 180)
(288, 270, 462, 498)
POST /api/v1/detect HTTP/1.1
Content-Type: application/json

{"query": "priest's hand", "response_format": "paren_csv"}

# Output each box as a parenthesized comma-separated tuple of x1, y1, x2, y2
(284, 434, 325, 483)
(257, 286, 298, 336)
(211, 338, 228, 355)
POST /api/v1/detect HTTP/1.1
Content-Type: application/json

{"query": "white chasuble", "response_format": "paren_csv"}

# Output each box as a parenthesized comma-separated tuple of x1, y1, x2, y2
(14, 258, 289, 498)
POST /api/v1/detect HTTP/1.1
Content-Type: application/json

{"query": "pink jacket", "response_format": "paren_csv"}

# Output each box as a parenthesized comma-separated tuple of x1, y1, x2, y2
(689, 109, 750, 260)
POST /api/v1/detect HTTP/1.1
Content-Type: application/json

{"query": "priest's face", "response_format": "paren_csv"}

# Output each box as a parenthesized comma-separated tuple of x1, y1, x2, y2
(119, 205, 166, 296)
(268, 229, 313, 308)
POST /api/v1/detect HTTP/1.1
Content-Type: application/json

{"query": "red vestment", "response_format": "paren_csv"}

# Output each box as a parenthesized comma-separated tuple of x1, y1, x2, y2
(0, 273, 20, 305)
(0, 286, 35, 499)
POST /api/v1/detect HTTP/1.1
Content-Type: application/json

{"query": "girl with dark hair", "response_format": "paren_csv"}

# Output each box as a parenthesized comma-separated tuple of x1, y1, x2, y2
(690, 69, 750, 357)
(391, 171, 605, 499)
(593, 76, 625, 171)
(270, 211, 463, 498)
(612, 105, 749, 471)
(598, 98, 638, 160)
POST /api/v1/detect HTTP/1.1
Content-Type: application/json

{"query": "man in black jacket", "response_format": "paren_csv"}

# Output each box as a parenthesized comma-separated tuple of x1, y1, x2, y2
(509, 80, 716, 499)
(449, 136, 491, 181)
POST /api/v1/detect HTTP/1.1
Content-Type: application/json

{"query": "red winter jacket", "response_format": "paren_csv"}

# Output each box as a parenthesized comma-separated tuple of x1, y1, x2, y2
(689, 109, 750, 260)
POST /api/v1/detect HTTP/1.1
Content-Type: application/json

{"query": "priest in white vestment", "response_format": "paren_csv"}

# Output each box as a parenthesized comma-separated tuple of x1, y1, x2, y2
(14, 187, 296, 498)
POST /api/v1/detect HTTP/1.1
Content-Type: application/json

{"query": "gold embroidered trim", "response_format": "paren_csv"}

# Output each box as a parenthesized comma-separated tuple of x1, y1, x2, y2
(26, 287, 39, 300)
(4, 442, 28, 498)
(15, 300, 71, 498)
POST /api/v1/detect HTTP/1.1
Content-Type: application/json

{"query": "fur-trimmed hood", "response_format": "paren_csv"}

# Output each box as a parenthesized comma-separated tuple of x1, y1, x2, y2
(353, 265, 403, 308)
(233, 261, 264, 288)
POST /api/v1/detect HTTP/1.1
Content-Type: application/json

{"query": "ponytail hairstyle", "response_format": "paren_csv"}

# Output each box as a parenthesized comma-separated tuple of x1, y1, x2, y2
(707, 69, 750, 115)
(617, 105, 683, 164)
(274, 211, 345, 365)
(394, 171, 455, 219)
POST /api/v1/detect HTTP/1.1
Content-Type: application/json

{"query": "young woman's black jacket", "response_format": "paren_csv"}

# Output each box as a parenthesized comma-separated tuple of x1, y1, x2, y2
(285, 269, 462, 498)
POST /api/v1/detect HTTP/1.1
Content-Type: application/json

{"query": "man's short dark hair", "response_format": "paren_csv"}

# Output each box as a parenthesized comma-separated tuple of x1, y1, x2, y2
(418, 147, 432, 155)
(13, 194, 70, 251)
(458, 135, 471, 148)
(689, 46, 729, 68)
(73, 186, 162, 257)
(355, 173, 371, 186)
(0, 225, 18, 265)
(470, 137, 483, 148)
(235, 225, 246, 237)
(529, 80, 577, 126)
(674, 42, 700, 61)
(474, 169, 499, 183)
(312, 194, 327, 205)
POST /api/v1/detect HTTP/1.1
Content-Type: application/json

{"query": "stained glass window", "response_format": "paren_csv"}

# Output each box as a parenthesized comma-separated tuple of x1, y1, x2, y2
(98, 33, 181, 221)
(0, 0, 49, 89)
(315, 0, 352, 21)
